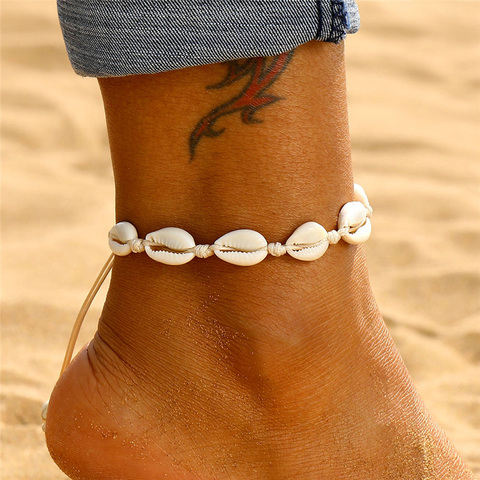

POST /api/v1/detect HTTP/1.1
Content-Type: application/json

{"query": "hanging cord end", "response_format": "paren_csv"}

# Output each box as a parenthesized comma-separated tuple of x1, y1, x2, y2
(41, 253, 115, 432)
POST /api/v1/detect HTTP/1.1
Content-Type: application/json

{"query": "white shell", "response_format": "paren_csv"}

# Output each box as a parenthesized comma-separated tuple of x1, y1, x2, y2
(338, 202, 367, 230)
(343, 217, 372, 244)
(285, 221, 328, 261)
(214, 229, 267, 266)
(354, 184, 370, 207)
(108, 222, 138, 256)
(145, 227, 195, 265)
(41, 400, 49, 422)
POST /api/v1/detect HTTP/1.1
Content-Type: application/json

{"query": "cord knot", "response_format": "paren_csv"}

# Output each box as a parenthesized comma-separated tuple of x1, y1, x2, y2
(128, 238, 145, 253)
(194, 244, 214, 258)
(267, 242, 287, 256)
(327, 230, 342, 244)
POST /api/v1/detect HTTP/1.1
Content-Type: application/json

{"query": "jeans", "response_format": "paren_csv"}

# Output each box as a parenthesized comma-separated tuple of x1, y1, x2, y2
(57, 0, 360, 78)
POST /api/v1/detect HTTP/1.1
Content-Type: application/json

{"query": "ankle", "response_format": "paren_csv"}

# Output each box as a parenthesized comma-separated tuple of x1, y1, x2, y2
(96, 243, 377, 395)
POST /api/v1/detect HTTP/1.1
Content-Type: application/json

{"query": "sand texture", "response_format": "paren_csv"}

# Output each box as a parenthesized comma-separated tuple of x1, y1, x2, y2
(1, 0, 479, 478)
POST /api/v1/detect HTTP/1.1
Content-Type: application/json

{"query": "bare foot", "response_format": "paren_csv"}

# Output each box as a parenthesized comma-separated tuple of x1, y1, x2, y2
(46, 247, 473, 479)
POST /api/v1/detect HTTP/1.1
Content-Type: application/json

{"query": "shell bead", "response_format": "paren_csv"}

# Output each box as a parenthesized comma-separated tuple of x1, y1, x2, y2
(338, 202, 367, 231)
(41, 400, 49, 431)
(145, 227, 196, 265)
(354, 183, 370, 207)
(342, 217, 372, 245)
(214, 229, 268, 266)
(108, 222, 139, 256)
(41, 400, 49, 422)
(286, 221, 329, 261)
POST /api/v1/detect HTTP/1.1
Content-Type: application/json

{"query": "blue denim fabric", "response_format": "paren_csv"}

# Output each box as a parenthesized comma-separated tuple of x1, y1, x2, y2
(57, 0, 360, 78)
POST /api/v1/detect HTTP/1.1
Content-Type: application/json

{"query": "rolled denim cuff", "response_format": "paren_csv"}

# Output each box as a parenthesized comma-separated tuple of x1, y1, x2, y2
(315, 0, 360, 43)
(57, 0, 360, 78)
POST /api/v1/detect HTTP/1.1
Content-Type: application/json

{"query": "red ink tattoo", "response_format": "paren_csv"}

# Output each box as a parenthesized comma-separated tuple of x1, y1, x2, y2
(189, 51, 294, 162)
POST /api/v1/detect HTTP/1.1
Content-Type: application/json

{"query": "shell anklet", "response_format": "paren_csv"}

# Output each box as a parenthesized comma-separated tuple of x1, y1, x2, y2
(109, 184, 373, 267)
(41, 183, 372, 430)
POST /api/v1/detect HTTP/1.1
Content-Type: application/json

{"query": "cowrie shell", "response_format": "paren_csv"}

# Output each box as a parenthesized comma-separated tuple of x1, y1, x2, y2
(214, 229, 268, 266)
(354, 184, 370, 207)
(338, 202, 367, 231)
(41, 400, 49, 422)
(285, 221, 328, 261)
(108, 222, 139, 256)
(343, 217, 372, 244)
(145, 227, 195, 265)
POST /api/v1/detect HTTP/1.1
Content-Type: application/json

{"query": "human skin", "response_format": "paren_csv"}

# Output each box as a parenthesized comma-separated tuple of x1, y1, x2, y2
(45, 40, 474, 479)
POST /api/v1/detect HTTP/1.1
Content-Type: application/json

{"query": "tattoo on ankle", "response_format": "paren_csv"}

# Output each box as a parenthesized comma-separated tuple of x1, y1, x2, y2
(189, 50, 295, 162)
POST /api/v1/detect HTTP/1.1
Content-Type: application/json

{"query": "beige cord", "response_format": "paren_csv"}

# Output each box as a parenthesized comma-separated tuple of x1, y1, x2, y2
(42, 253, 115, 431)
(59, 253, 115, 377)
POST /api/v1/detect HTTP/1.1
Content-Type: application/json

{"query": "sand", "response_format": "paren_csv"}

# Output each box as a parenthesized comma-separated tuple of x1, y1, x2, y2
(1, 0, 479, 478)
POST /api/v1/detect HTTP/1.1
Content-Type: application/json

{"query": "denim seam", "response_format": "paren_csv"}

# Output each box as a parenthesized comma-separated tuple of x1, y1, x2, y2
(315, 0, 323, 39)
(314, 0, 350, 43)
(330, 0, 349, 43)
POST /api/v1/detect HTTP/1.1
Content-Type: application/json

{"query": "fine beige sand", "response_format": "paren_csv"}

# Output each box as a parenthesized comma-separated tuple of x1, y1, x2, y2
(1, 1, 479, 478)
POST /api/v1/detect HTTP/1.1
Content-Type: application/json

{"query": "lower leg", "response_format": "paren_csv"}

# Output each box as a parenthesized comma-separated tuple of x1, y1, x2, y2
(46, 41, 473, 479)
